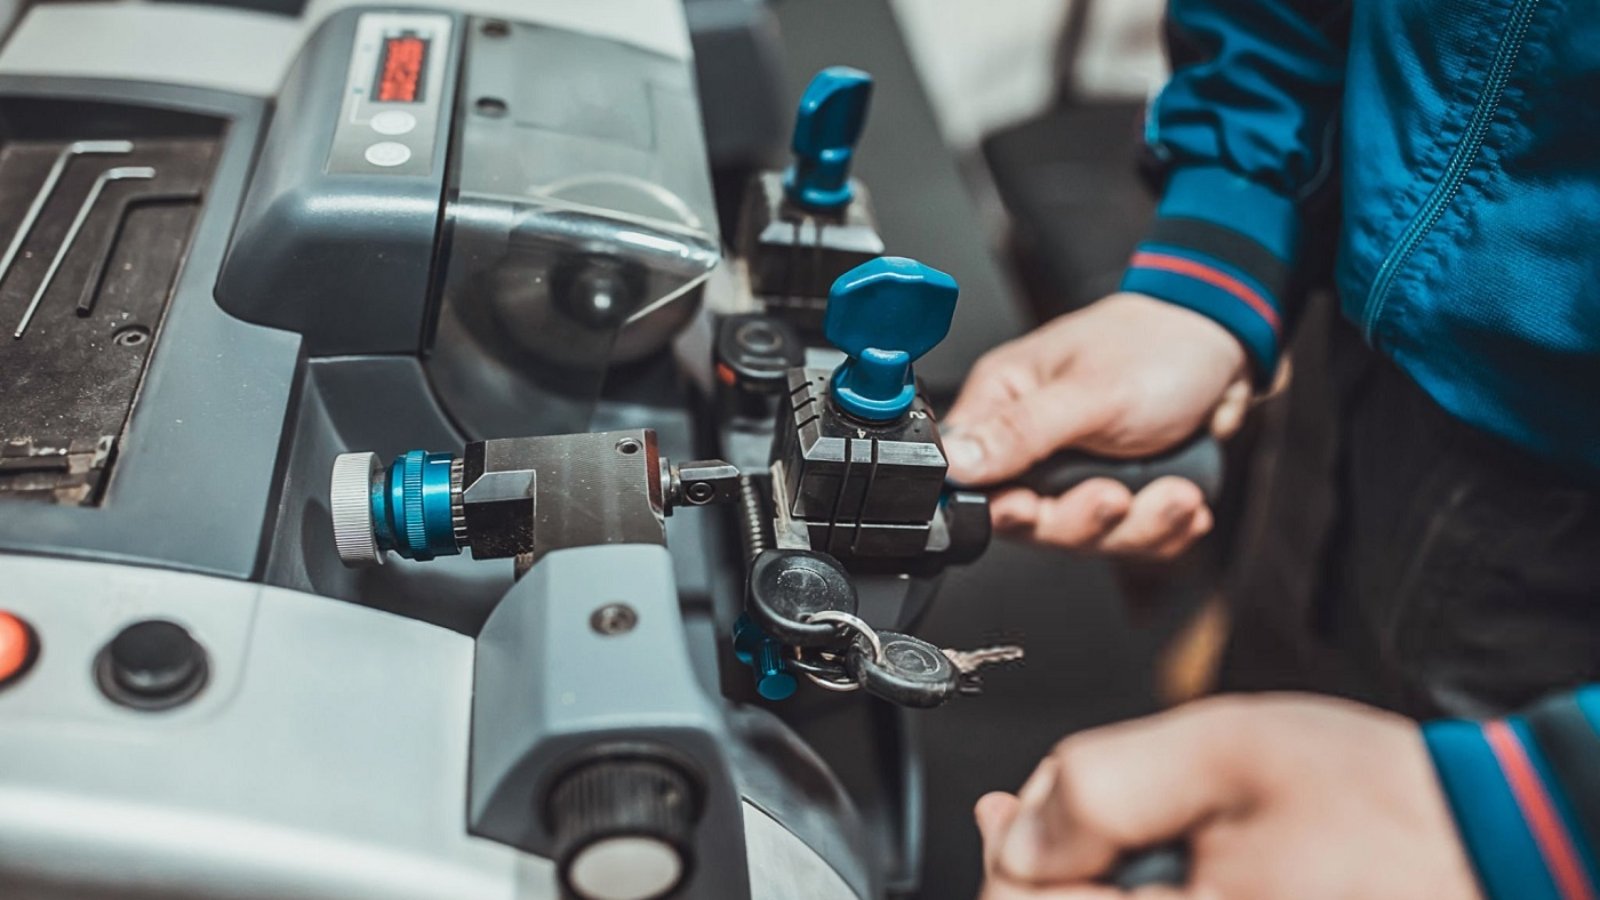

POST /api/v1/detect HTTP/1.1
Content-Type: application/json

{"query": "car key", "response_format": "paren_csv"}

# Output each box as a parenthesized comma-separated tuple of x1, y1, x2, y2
(943, 644, 1025, 694)
(846, 630, 962, 708)
(747, 549, 860, 647)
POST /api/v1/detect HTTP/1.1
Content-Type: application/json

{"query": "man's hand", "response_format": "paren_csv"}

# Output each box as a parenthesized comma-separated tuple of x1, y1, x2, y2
(943, 293, 1250, 558)
(974, 695, 1483, 900)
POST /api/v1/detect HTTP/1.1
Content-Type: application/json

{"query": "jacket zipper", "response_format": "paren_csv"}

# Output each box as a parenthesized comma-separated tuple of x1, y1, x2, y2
(1361, 0, 1542, 343)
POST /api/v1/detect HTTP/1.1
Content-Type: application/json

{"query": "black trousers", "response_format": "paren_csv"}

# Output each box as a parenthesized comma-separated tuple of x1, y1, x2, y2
(1219, 296, 1600, 720)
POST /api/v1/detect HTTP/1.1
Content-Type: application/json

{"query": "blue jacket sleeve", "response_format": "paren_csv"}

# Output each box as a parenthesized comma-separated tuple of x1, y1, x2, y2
(1425, 687, 1600, 900)
(1122, 1, 1349, 383)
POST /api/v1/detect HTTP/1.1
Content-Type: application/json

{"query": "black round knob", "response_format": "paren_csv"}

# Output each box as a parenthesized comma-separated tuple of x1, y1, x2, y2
(96, 619, 208, 710)
(546, 754, 701, 900)
(715, 314, 804, 392)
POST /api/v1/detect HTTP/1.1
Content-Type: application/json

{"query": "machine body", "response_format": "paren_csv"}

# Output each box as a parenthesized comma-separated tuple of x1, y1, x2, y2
(0, 0, 1198, 894)
(0, 3, 859, 898)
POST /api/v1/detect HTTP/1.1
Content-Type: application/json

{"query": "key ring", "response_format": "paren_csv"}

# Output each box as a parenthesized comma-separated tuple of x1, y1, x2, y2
(794, 611, 884, 692)
(787, 649, 848, 678)
(791, 648, 860, 692)
(802, 610, 884, 664)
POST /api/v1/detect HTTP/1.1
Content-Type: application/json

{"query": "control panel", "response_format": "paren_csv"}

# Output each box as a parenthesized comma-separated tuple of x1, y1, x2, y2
(326, 11, 453, 176)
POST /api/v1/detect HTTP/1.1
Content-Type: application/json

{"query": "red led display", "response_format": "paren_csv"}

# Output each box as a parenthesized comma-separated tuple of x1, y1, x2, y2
(374, 35, 427, 103)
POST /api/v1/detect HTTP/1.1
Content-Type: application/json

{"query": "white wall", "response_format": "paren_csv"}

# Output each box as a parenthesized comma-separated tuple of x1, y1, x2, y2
(890, 0, 1169, 150)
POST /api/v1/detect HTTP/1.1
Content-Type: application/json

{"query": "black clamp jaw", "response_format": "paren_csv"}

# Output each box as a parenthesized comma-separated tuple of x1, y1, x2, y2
(765, 256, 991, 571)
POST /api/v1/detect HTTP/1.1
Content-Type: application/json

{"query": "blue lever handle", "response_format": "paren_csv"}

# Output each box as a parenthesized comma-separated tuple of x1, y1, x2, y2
(784, 66, 874, 212)
(826, 257, 959, 421)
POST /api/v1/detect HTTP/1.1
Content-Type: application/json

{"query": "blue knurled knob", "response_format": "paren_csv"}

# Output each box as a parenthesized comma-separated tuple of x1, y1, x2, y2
(783, 66, 874, 212)
(732, 614, 798, 701)
(826, 257, 960, 422)
(371, 450, 461, 561)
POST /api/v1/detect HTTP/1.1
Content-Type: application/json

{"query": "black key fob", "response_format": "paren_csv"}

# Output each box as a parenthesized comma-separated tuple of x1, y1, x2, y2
(747, 549, 859, 647)
(846, 631, 960, 709)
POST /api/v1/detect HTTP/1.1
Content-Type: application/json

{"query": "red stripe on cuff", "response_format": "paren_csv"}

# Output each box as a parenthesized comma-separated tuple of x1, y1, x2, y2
(1485, 720, 1598, 900)
(1128, 251, 1282, 333)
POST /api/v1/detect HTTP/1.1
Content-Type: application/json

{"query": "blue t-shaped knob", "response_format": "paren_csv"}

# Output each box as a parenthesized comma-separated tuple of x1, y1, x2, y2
(826, 257, 960, 422)
(784, 66, 874, 212)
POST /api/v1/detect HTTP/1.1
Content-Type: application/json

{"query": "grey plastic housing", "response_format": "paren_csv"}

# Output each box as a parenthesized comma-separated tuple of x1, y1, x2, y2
(0, 555, 863, 899)
(214, 8, 460, 355)
(469, 544, 751, 899)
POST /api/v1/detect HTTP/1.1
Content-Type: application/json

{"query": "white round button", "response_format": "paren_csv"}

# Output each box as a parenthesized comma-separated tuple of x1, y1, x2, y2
(369, 110, 418, 136)
(364, 141, 412, 168)
(567, 837, 683, 900)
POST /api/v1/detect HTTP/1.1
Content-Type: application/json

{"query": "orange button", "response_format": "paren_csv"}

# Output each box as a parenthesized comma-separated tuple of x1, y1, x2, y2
(0, 611, 35, 686)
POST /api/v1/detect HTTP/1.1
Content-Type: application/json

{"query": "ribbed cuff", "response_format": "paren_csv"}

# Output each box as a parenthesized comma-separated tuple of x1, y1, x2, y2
(1425, 717, 1600, 900)
(1120, 165, 1301, 385)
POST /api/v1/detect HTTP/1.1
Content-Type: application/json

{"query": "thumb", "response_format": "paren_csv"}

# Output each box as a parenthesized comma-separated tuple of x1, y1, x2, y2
(996, 701, 1254, 886)
(977, 791, 1022, 875)
(944, 380, 1111, 486)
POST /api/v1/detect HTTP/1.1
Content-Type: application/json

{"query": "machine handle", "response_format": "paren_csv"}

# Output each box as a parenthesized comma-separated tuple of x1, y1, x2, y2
(1105, 843, 1190, 890)
(785, 66, 874, 211)
(1007, 433, 1223, 505)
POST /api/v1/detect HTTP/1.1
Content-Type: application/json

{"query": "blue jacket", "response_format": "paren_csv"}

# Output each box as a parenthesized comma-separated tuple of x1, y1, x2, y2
(1122, 0, 1600, 476)
(1428, 691, 1600, 900)
(1127, 3, 1600, 896)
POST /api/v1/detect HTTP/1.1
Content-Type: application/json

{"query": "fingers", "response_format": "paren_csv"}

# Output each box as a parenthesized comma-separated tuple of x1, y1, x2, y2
(945, 379, 1115, 485)
(994, 701, 1256, 886)
(977, 791, 1023, 874)
(990, 481, 1130, 545)
(989, 478, 1210, 558)
(977, 792, 1021, 838)
(1096, 478, 1210, 558)
(1208, 378, 1252, 440)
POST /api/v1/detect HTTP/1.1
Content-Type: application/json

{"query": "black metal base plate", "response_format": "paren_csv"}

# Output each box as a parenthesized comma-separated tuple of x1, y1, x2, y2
(0, 137, 217, 504)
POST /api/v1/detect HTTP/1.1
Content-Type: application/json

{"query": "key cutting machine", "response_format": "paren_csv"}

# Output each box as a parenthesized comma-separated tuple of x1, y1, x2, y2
(0, 3, 1208, 898)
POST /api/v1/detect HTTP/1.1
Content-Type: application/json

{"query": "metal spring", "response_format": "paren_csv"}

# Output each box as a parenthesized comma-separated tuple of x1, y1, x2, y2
(736, 475, 769, 567)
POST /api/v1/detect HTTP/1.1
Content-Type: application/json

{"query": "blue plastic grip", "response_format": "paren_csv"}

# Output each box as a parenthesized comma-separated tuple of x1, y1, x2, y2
(826, 257, 960, 421)
(372, 450, 460, 561)
(783, 66, 874, 212)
